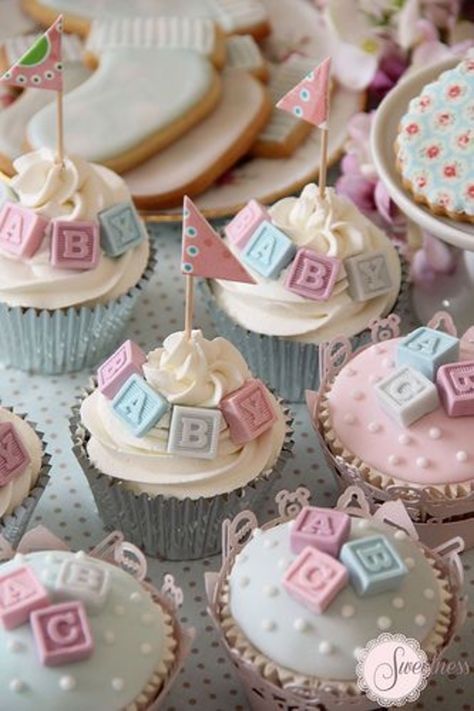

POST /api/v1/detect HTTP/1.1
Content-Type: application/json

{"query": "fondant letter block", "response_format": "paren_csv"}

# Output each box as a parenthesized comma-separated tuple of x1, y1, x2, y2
(241, 221, 296, 279)
(344, 251, 393, 301)
(375, 366, 439, 426)
(98, 340, 147, 399)
(225, 199, 270, 250)
(168, 406, 221, 460)
(112, 374, 168, 437)
(0, 566, 50, 629)
(0, 421, 30, 486)
(31, 601, 94, 666)
(99, 201, 145, 257)
(437, 360, 474, 416)
(0, 201, 48, 258)
(397, 326, 459, 381)
(284, 249, 340, 301)
(55, 559, 110, 610)
(50, 219, 99, 270)
(282, 547, 348, 614)
(220, 379, 277, 444)
(290, 506, 350, 557)
(340, 534, 407, 596)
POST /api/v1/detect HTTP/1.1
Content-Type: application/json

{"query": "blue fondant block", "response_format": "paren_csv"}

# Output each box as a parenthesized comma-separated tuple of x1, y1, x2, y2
(99, 201, 145, 257)
(397, 326, 459, 381)
(340, 534, 407, 596)
(112, 374, 168, 437)
(241, 220, 295, 279)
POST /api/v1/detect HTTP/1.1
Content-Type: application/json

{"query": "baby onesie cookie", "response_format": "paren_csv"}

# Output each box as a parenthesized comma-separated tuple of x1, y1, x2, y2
(25, 18, 223, 174)
(22, 0, 270, 39)
(395, 54, 474, 223)
(0, 34, 90, 175)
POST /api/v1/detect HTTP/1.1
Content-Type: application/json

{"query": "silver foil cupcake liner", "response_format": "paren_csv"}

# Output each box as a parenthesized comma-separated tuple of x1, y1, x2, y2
(0, 242, 157, 375)
(69, 387, 294, 561)
(0, 408, 51, 547)
(201, 253, 411, 402)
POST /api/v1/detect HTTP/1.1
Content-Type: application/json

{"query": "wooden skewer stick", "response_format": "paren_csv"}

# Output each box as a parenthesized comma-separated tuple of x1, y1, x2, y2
(184, 273, 195, 340)
(55, 89, 64, 166)
(318, 124, 329, 199)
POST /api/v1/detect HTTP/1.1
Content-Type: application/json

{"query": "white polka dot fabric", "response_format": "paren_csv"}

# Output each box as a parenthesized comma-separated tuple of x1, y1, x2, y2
(0, 226, 472, 710)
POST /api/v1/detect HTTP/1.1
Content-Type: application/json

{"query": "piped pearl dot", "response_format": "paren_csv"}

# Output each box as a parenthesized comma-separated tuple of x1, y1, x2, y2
(357, 519, 369, 530)
(114, 605, 125, 616)
(252, 528, 262, 538)
(130, 592, 142, 603)
(368, 422, 381, 433)
(392, 597, 405, 609)
(456, 450, 468, 462)
(415, 614, 427, 627)
(14, 553, 25, 563)
(377, 616, 392, 630)
(416, 456, 429, 468)
(263, 539, 278, 549)
(354, 647, 364, 660)
(369, 374, 382, 384)
(424, 588, 435, 600)
(293, 618, 310, 633)
(398, 433, 412, 445)
(261, 619, 276, 632)
(352, 390, 364, 401)
(405, 557, 415, 570)
(394, 530, 407, 541)
(263, 585, 279, 598)
(341, 605, 355, 619)
(375, 345, 386, 354)
(382, 358, 395, 368)
(104, 630, 115, 645)
(7, 639, 24, 653)
(388, 454, 401, 466)
(75, 550, 87, 560)
(59, 676, 76, 691)
(346, 368, 356, 377)
(429, 427, 441, 440)
(141, 643, 152, 655)
(9, 679, 26, 693)
(45, 553, 56, 564)
(111, 678, 124, 692)
(277, 558, 289, 570)
(343, 413, 356, 425)
(318, 641, 333, 655)
(141, 613, 153, 624)
(236, 553, 248, 565)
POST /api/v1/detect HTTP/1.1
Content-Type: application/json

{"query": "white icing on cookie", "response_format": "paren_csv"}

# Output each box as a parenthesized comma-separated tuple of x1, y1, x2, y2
(225, 35, 265, 75)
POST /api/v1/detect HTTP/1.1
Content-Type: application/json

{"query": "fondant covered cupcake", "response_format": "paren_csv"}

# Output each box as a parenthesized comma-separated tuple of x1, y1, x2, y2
(204, 183, 405, 400)
(71, 329, 293, 559)
(0, 148, 152, 373)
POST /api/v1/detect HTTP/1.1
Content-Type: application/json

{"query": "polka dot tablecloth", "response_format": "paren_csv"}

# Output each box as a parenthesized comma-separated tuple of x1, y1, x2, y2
(0, 226, 472, 711)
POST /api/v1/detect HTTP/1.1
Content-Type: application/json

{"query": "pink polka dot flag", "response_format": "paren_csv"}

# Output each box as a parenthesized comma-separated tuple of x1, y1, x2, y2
(277, 57, 331, 128)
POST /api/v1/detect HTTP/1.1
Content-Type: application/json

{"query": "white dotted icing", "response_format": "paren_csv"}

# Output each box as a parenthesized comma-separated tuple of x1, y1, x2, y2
(111, 677, 125, 692)
(392, 597, 405, 609)
(388, 454, 401, 465)
(382, 358, 395, 368)
(353, 647, 364, 660)
(377, 616, 392, 630)
(140, 643, 153, 655)
(293, 618, 310, 633)
(352, 390, 364, 401)
(13, 554, 25, 563)
(456, 450, 468, 462)
(277, 557, 289, 570)
(368, 422, 382, 433)
(415, 614, 427, 627)
(318, 641, 333, 655)
(239, 576, 250, 588)
(9, 679, 26, 693)
(263, 539, 278, 549)
(405, 557, 416, 569)
(104, 630, 116, 645)
(416, 456, 429, 468)
(141, 613, 153, 624)
(252, 528, 263, 537)
(59, 676, 76, 691)
(394, 530, 408, 541)
(398, 433, 412, 445)
(424, 588, 435, 600)
(346, 368, 356, 377)
(429, 427, 442, 440)
(130, 592, 142, 603)
(261, 619, 277, 632)
(7, 639, 25, 653)
(341, 605, 355, 619)
(357, 519, 369, 530)
(75, 551, 87, 560)
(263, 585, 279, 597)
(343, 413, 356, 425)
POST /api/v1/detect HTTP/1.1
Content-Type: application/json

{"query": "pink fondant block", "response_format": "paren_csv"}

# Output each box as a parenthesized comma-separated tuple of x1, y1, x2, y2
(97, 340, 147, 400)
(0, 566, 50, 630)
(31, 600, 94, 667)
(284, 249, 340, 301)
(0, 201, 48, 258)
(437, 360, 474, 416)
(220, 378, 277, 444)
(0, 421, 30, 486)
(224, 199, 270, 250)
(282, 547, 348, 614)
(50, 219, 100, 270)
(290, 506, 350, 557)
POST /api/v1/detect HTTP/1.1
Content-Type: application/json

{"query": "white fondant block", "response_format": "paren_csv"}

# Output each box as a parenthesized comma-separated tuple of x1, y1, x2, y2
(167, 405, 221, 460)
(375, 365, 439, 426)
(55, 559, 110, 611)
(344, 251, 393, 302)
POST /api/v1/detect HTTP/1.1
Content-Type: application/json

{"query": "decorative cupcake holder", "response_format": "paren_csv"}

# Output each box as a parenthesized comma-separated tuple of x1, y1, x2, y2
(206, 485, 467, 711)
(0, 526, 194, 710)
(307, 310, 474, 550)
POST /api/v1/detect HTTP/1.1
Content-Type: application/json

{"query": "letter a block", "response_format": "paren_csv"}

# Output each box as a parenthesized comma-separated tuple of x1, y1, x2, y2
(112, 374, 168, 437)
(167, 406, 221, 460)
(284, 249, 340, 301)
(0, 422, 30, 486)
(97, 340, 147, 399)
(241, 221, 296, 279)
(344, 251, 393, 301)
(0, 201, 48, 258)
(340, 535, 407, 596)
(290, 506, 350, 557)
(50, 219, 100, 270)
(375, 365, 439, 426)
(282, 547, 348, 614)
(55, 559, 110, 611)
(220, 378, 277, 444)
(437, 360, 474, 416)
(99, 201, 145, 257)
(0, 566, 50, 629)
(31, 601, 94, 666)
(397, 326, 459, 381)
(224, 199, 270, 250)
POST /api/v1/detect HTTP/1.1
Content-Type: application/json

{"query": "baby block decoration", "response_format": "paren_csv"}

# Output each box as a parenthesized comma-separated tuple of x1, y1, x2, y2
(168, 406, 221, 460)
(241, 221, 296, 279)
(340, 534, 407, 596)
(97, 340, 147, 399)
(344, 251, 393, 302)
(55, 558, 110, 610)
(398, 326, 460, 381)
(0, 566, 50, 630)
(219, 378, 277, 444)
(0, 201, 49, 258)
(375, 365, 439, 427)
(290, 506, 350, 557)
(30, 600, 94, 666)
(50, 219, 99, 270)
(282, 546, 349, 614)
(225, 199, 270, 250)
(437, 360, 474, 416)
(284, 249, 340, 301)
(0, 421, 31, 486)
(98, 201, 145, 258)
(112, 374, 169, 437)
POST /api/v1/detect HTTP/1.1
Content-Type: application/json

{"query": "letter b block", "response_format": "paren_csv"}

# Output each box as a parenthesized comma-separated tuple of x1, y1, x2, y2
(220, 379, 277, 444)
(375, 365, 439, 426)
(97, 340, 147, 399)
(112, 374, 168, 437)
(340, 534, 407, 596)
(50, 219, 99, 270)
(55, 559, 110, 611)
(0, 201, 48, 258)
(344, 251, 393, 301)
(99, 201, 145, 257)
(0, 566, 50, 629)
(31, 601, 94, 666)
(284, 248, 340, 301)
(437, 360, 474, 416)
(290, 506, 350, 557)
(241, 221, 296, 279)
(397, 326, 459, 381)
(167, 406, 221, 460)
(225, 199, 270, 250)
(282, 547, 348, 614)
(0, 422, 30, 486)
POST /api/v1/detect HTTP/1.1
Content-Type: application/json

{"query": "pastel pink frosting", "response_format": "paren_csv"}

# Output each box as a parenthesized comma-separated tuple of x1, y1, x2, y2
(326, 338, 474, 486)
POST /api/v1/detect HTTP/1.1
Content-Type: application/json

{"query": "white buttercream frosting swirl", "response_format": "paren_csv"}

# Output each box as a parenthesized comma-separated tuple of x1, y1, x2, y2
(0, 148, 149, 309)
(80, 330, 286, 499)
(212, 184, 401, 343)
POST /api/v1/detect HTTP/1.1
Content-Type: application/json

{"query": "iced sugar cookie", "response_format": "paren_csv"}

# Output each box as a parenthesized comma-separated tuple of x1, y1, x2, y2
(22, 0, 270, 39)
(225, 34, 268, 82)
(395, 54, 474, 223)
(25, 17, 223, 173)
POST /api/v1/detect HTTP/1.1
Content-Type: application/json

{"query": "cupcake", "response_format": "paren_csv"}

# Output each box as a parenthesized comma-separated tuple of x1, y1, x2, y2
(0, 545, 185, 709)
(71, 328, 294, 560)
(0, 147, 152, 373)
(203, 183, 406, 401)
(311, 313, 474, 547)
(0, 405, 50, 546)
(207, 489, 462, 709)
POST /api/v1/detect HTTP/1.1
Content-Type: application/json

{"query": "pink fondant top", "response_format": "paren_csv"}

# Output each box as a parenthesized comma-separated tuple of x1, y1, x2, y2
(327, 338, 474, 485)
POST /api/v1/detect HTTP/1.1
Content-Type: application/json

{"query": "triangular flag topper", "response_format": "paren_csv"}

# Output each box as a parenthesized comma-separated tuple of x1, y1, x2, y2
(277, 57, 331, 128)
(181, 197, 256, 284)
(0, 16, 64, 92)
